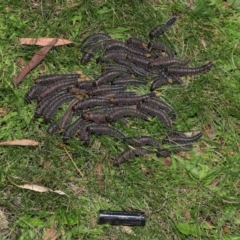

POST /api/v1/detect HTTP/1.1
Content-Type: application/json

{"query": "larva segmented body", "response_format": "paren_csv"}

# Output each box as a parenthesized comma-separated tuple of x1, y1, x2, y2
(162, 132, 203, 144)
(81, 40, 123, 64)
(42, 94, 75, 121)
(150, 72, 169, 91)
(112, 78, 147, 85)
(37, 78, 78, 101)
(148, 41, 175, 57)
(149, 17, 177, 39)
(78, 123, 96, 145)
(137, 103, 172, 127)
(113, 147, 153, 166)
(35, 73, 80, 85)
(106, 107, 150, 122)
(105, 42, 149, 58)
(125, 37, 148, 51)
(149, 57, 190, 68)
(167, 62, 214, 76)
(165, 16, 177, 29)
(67, 87, 89, 96)
(82, 112, 107, 124)
(110, 92, 156, 106)
(35, 93, 63, 118)
(75, 80, 95, 91)
(87, 124, 126, 140)
(25, 84, 47, 102)
(81, 33, 111, 49)
(91, 85, 127, 96)
(127, 54, 151, 68)
(47, 99, 78, 134)
(103, 51, 129, 62)
(72, 97, 110, 111)
(93, 70, 123, 87)
(143, 97, 177, 120)
(124, 136, 160, 148)
(156, 144, 192, 157)
(62, 117, 85, 142)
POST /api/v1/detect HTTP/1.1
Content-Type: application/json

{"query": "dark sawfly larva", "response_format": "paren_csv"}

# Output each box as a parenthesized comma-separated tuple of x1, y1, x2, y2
(109, 92, 156, 106)
(105, 42, 149, 58)
(127, 54, 151, 69)
(167, 62, 214, 76)
(124, 136, 160, 148)
(78, 123, 96, 145)
(103, 51, 129, 62)
(112, 78, 147, 86)
(35, 73, 80, 85)
(81, 39, 123, 64)
(87, 124, 127, 140)
(125, 37, 148, 51)
(106, 107, 151, 122)
(137, 103, 172, 127)
(149, 57, 190, 68)
(67, 87, 89, 96)
(113, 147, 154, 166)
(25, 84, 47, 103)
(148, 41, 175, 58)
(162, 132, 203, 144)
(81, 33, 111, 49)
(42, 94, 75, 121)
(156, 144, 193, 157)
(93, 70, 124, 87)
(47, 99, 78, 134)
(62, 117, 85, 142)
(37, 78, 78, 101)
(35, 93, 65, 118)
(72, 97, 111, 111)
(82, 112, 107, 124)
(149, 17, 177, 39)
(143, 97, 177, 120)
(90, 85, 127, 96)
(75, 80, 96, 91)
(150, 72, 169, 91)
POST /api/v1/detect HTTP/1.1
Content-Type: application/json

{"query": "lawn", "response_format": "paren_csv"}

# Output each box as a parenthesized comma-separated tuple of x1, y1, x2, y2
(0, 0, 240, 239)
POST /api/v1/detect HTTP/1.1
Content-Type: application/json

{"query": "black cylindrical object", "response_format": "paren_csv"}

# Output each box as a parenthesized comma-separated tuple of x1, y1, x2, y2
(98, 210, 146, 226)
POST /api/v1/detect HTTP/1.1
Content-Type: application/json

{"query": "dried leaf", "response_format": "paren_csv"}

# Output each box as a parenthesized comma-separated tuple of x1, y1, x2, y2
(0, 108, 8, 117)
(121, 226, 134, 235)
(183, 209, 191, 220)
(95, 163, 104, 189)
(17, 184, 67, 196)
(8, 178, 68, 196)
(0, 208, 9, 230)
(20, 37, 74, 46)
(0, 139, 39, 146)
(13, 38, 58, 85)
(43, 228, 61, 240)
(163, 158, 172, 166)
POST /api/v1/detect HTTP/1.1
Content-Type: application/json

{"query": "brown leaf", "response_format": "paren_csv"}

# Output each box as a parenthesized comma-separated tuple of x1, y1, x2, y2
(0, 139, 39, 146)
(183, 209, 191, 220)
(0, 108, 8, 117)
(20, 37, 74, 46)
(163, 158, 172, 166)
(13, 38, 58, 85)
(43, 228, 61, 240)
(95, 163, 104, 189)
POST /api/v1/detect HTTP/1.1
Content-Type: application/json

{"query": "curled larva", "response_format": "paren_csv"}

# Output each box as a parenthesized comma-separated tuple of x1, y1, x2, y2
(137, 103, 172, 127)
(113, 147, 153, 166)
(167, 62, 214, 76)
(162, 132, 203, 144)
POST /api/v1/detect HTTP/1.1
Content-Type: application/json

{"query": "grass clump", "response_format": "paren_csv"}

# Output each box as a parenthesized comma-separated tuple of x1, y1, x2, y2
(0, 0, 240, 239)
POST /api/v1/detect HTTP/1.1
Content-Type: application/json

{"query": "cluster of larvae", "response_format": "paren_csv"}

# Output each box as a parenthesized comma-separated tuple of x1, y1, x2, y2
(25, 17, 213, 165)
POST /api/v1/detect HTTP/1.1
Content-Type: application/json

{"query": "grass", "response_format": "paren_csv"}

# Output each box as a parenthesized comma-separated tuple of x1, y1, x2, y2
(0, 0, 240, 239)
